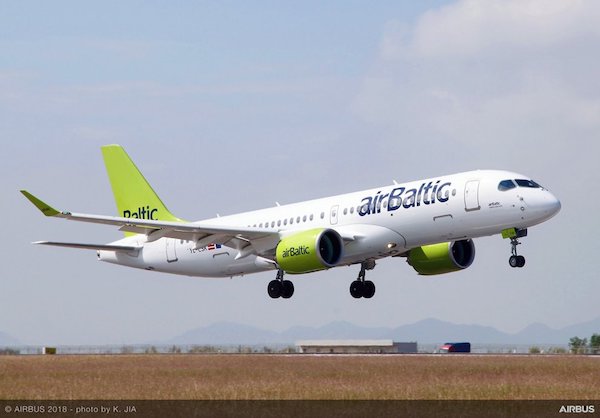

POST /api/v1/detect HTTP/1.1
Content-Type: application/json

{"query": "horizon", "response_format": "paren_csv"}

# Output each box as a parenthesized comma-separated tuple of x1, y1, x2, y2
(3, 315, 598, 347)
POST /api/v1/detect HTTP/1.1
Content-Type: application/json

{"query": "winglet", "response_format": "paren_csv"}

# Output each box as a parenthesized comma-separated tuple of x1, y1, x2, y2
(20, 190, 61, 217)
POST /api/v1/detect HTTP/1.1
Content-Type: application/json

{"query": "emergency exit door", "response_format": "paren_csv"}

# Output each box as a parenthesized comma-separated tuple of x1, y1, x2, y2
(166, 239, 178, 263)
(330, 205, 339, 225)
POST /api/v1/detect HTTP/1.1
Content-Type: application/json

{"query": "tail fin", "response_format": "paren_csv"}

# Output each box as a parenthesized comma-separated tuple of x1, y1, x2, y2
(101, 145, 184, 236)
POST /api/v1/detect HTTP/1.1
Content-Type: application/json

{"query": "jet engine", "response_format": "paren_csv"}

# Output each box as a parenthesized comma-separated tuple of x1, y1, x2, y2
(407, 239, 475, 275)
(276, 228, 343, 274)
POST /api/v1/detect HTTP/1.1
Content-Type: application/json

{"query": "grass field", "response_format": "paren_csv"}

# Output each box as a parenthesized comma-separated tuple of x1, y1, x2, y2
(1, 354, 599, 400)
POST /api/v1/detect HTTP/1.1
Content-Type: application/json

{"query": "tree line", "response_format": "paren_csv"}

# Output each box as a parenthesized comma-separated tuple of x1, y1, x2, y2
(569, 334, 600, 354)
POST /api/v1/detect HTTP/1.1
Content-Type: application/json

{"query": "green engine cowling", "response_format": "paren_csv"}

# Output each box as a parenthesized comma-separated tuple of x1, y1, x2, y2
(407, 239, 475, 275)
(276, 228, 343, 274)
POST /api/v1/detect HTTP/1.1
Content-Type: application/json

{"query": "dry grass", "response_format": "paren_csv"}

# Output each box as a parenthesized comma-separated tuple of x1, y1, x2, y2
(0, 354, 598, 400)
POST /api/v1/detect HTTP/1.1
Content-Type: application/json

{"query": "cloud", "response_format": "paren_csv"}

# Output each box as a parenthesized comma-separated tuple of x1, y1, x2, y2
(353, 0, 600, 170)
(411, 0, 600, 59)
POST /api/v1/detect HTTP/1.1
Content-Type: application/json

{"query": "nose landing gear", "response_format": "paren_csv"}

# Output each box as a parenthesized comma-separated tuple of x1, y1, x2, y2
(509, 238, 526, 268)
(504, 228, 527, 268)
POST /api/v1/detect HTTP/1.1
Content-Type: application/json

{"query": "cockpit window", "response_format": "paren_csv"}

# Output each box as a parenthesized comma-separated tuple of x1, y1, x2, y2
(498, 180, 516, 191)
(515, 179, 542, 188)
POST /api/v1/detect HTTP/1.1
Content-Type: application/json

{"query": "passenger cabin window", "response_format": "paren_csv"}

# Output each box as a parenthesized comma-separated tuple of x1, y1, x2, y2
(498, 180, 516, 191)
(515, 179, 542, 188)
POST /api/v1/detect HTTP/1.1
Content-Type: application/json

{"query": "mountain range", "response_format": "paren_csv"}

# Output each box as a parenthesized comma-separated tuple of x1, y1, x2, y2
(2, 317, 598, 347)
(168, 317, 600, 346)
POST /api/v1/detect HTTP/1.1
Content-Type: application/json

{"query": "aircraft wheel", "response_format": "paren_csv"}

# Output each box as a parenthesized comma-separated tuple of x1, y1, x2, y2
(363, 281, 375, 299)
(350, 281, 364, 299)
(268, 280, 282, 298)
(509, 255, 519, 268)
(516, 255, 526, 268)
(281, 280, 294, 299)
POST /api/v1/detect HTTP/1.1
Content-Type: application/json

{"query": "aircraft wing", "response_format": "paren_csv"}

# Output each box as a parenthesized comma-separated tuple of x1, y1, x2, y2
(33, 241, 142, 252)
(21, 191, 279, 252)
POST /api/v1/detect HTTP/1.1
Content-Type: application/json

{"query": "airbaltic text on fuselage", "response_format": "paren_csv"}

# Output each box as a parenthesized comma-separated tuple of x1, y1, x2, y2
(359, 181, 452, 216)
(123, 206, 158, 220)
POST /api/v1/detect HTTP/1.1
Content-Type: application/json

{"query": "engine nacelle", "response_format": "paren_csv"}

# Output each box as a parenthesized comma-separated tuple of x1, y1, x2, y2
(407, 239, 475, 275)
(276, 228, 343, 274)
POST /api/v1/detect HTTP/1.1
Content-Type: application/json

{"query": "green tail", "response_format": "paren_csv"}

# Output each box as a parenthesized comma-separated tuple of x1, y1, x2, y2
(101, 145, 184, 236)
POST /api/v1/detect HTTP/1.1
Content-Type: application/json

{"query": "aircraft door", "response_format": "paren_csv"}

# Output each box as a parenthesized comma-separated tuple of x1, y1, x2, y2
(330, 205, 339, 225)
(166, 239, 178, 263)
(464, 180, 481, 211)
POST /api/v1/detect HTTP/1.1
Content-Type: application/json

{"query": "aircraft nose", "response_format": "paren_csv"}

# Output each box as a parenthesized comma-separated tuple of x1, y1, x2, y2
(527, 190, 561, 224)
(545, 192, 561, 217)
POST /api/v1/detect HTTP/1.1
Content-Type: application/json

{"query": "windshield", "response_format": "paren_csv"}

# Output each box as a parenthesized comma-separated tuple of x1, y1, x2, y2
(498, 180, 516, 191)
(515, 179, 542, 189)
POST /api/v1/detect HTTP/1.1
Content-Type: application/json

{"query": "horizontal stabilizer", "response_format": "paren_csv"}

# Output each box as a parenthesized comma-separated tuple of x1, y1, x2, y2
(33, 241, 141, 252)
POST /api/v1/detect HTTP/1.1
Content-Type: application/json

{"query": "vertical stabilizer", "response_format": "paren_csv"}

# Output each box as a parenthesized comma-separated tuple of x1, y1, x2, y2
(101, 145, 184, 236)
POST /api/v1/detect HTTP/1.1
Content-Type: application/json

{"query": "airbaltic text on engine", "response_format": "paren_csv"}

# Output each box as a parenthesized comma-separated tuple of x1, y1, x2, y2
(281, 246, 310, 258)
(358, 180, 453, 216)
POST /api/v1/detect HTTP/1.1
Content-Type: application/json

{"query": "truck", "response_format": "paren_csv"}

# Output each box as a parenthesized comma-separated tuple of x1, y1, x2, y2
(440, 342, 471, 353)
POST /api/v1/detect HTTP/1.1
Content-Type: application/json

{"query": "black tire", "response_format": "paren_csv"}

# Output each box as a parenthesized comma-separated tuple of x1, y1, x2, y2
(268, 280, 282, 298)
(517, 255, 526, 268)
(509, 255, 519, 268)
(281, 280, 295, 299)
(363, 281, 375, 299)
(350, 280, 364, 299)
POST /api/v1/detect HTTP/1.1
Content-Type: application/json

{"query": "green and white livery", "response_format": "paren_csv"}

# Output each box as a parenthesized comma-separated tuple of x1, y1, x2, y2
(22, 145, 561, 299)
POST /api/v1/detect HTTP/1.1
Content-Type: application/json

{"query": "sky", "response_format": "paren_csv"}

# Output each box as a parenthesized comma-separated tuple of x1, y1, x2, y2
(1, 0, 599, 345)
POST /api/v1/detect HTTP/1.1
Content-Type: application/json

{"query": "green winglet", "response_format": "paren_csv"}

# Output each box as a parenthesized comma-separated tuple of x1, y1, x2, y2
(20, 190, 61, 217)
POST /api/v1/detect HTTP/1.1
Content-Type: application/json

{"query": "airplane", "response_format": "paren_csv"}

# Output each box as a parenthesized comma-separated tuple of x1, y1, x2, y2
(21, 145, 561, 299)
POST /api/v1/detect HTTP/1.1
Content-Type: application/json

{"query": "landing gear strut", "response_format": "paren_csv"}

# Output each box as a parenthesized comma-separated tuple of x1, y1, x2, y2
(268, 269, 294, 299)
(350, 260, 376, 299)
(508, 232, 526, 268)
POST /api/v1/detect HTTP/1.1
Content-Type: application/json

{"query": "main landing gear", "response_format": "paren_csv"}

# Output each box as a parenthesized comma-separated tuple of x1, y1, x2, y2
(350, 260, 376, 299)
(508, 229, 527, 268)
(268, 269, 294, 299)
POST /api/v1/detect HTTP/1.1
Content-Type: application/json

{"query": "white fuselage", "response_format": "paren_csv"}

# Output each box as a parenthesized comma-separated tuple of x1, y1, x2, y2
(98, 170, 561, 278)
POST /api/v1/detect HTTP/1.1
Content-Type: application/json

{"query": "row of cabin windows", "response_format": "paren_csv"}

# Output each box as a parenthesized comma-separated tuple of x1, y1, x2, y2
(250, 213, 321, 228)
(248, 204, 363, 229)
